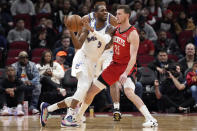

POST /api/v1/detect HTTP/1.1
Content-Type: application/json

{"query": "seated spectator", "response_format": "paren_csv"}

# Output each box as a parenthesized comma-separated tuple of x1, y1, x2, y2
(154, 63, 195, 113)
(31, 26, 47, 49)
(135, 15, 158, 42)
(0, 66, 25, 116)
(0, 28, 7, 51)
(192, 27, 197, 47)
(55, 51, 68, 71)
(178, 43, 196, 75)
(174, 11, 195, 35)
(0, 3, 14, 34)
(32, 17, 58, 50)
(130, 0, 143, 23)
(10, 0, 35, 16)
(138, 30, 155, 55)
(148, 49, 174, 82)
(36, 50, 66, 97)
(53, 36, 75, 68)
(55, 28, 72, 48)
(146, 0, 162, 20)
(12, 51, 41, 114)
(34, 0, 51, 14)
(155, 9, 175, 34)
(186, 61, 197, 107)
(141, 7, 156, 26)
(7, 18, 31, 44)
(155, 30, 182, 58)
(53, 0, 75, 30)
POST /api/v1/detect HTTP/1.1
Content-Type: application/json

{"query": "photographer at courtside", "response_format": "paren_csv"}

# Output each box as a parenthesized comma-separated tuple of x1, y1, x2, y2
(154, 63, 195, 113)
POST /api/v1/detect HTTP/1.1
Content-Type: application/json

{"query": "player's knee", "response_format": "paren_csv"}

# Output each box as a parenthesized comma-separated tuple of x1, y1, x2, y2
(124, 88, 135, 99)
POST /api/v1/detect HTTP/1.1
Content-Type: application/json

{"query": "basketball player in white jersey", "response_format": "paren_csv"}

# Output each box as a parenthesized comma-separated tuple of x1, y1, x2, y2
(40, 5, 116, 127)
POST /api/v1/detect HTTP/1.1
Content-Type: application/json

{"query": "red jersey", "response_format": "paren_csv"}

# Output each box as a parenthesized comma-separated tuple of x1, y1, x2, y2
(113, 25, 137, 64)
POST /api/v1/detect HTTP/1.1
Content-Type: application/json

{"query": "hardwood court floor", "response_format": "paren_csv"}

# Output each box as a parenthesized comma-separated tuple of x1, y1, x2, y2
(0, 113, 197, 131)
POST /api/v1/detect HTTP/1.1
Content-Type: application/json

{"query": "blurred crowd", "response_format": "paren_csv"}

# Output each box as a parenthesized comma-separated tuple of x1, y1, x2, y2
(1, 0, 197, 115)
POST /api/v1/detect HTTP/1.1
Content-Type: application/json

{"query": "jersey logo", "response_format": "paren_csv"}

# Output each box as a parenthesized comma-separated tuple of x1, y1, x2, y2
(113, 36, 125, 46)
(75, 62, 83, 69)
(87, 36, 97, 42)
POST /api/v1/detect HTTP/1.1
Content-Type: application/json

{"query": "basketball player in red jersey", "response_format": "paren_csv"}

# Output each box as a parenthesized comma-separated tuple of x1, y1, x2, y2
(77, 5, 158, 127)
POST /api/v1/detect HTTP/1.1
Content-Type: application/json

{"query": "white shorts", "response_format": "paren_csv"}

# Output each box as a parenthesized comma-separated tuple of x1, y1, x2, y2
(71, 50, 96, 80)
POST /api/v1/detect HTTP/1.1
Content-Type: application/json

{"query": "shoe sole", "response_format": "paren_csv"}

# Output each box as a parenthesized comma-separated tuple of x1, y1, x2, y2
(143, 122, 158, 127)
(40, 102, 47, 127)
(113, 112, 121, 121)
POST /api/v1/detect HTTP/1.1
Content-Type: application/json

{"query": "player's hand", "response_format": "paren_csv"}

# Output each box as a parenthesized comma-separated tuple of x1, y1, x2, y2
(82, 20, 94, 32)
(119, 72, 127, 85)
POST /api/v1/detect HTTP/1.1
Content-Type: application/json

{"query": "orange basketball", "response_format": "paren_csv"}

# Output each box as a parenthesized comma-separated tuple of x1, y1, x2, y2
(65, 15, 82, 32)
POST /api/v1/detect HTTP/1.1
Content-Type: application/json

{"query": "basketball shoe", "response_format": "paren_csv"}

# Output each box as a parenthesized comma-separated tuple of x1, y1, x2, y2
(40, 102, 50, 127)
(142, 118, 158, 127)
(113, 108, 122, 121)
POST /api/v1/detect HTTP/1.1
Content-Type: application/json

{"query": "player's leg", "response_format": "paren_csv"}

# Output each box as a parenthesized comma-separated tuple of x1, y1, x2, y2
(62, 72, 92, 127)
(77, 79, 106, 121)
(110, 82, 121, 121)
(123, 78, 158, 127)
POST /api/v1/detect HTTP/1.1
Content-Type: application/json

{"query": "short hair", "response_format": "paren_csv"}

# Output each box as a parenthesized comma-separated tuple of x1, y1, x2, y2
(158, 49, 167, 55)
(117, 5, 131, 15)
(61, 36, 70, 41)
(5, 65, 14, 71)
(94, 4, 104, 12)
(92, 0, 108, 6)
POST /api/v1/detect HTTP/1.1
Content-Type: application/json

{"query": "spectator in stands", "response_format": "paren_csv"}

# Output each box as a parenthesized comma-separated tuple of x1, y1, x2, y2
(7, 18, 31, 44)
(179, 43, 196, 75)
(186, 61, 197, 108)
(78, 4, 90, 17)
(10, 0, 35, 16)
(0, 66, 25, 116)
(174, 11, 195, 35)
(34, 0, 51, 14)
(141, 7, 156, 26)
(0, 2, 14, 34)
(192, 27, 197, 47)
(155, 30, 182, 58)
(53, 36, 75, 68)
(154, 63, 195, 113)
(146, 0, 162, 20)
(55, 51, 68, 71)
(53, 0, 75, 30)
(36, 50, 66, 97)
(148, 49, 174, 82)
(31, 27, 47, 49)
(135, 15, 158, 41)
(155, 9, 175, 34)
(130, 0, 143, 23)
(12, 51, 41, 114)
(55, 28, 72, 48)
(0, 28, 7, 51)
(138, 30, 155, 55)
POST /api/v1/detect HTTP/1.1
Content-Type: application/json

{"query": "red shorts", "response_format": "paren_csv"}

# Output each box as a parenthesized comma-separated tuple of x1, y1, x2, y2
(101, 61, 137, 86)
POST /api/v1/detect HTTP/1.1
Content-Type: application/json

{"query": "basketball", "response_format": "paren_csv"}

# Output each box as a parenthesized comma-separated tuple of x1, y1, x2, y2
(65, 15, 82, 32)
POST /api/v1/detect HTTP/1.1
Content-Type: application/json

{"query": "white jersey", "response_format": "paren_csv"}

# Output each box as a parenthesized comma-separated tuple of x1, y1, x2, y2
(95, 47, 113, 77)
(80, 12, 111, 62)
(72, 12, 112, 78)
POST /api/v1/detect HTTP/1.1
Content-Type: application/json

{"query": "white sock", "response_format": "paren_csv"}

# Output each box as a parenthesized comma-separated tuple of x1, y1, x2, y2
(139, 105, 153, 121)
(47, 103, 59, 112)
(113, 102, 120, 109)
(78, 103, 89, 118)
